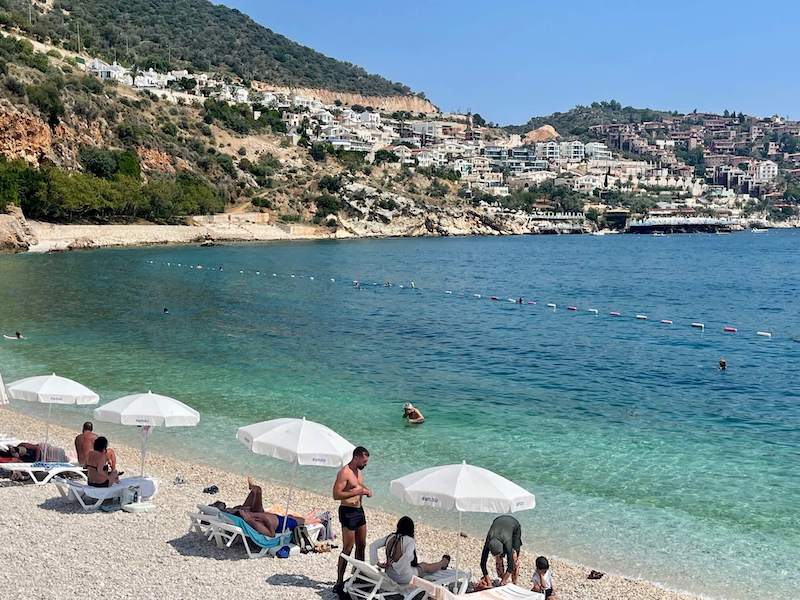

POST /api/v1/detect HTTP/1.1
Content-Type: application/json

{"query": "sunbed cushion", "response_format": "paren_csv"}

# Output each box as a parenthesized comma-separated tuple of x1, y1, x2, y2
(221, 513, 288, 549)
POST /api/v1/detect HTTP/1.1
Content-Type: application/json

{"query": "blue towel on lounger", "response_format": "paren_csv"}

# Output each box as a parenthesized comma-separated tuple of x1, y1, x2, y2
(31, 462, 75, 469)
(222, 513, 291, 549)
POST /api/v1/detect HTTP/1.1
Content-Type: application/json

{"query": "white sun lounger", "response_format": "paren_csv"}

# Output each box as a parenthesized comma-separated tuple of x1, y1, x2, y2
(186, 508, 322, 559)
(342, 553, 427, 600)
(53, 476, 158, 511)
(0, 462, 86, 486)
(411, 577, 545, 600)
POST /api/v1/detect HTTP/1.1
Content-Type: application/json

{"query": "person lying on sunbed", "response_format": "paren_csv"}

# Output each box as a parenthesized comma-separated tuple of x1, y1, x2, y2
(374, 516, 450, 585)
(213, 477, 302, 537)
(86, 437, 120, 487)
(0, 443, 42, 463)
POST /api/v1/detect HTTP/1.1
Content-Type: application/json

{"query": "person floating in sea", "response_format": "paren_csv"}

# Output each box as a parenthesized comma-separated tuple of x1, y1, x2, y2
(384, 281, 393, 288)
(403, 402, 425, 424)
(719, 358, 727, 371)
(517, 297, 524, 304)
(478, 514, 522, 589)
(163, 307, 169, 315)
(352, 280, 361, 289)
(333, 446, 371, 598)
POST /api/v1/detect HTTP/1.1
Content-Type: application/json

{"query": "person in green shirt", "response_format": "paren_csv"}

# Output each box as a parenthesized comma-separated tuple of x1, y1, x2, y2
(479, 515, 522, 588)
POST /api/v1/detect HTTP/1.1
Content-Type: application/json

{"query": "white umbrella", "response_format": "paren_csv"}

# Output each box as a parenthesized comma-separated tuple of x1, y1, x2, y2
(236, 417, 355, 532)
(94, 391, 200, 476)
(390, 462, 535, 583)
(7, 373, 99, 459)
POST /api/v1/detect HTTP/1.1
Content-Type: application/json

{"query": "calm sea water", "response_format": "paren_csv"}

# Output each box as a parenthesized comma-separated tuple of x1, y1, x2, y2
(1, 232, 798, 599)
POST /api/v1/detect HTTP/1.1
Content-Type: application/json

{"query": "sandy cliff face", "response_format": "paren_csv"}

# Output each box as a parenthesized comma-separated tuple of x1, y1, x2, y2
(250, 82, 438, 114)
(523, 125, 560, 143)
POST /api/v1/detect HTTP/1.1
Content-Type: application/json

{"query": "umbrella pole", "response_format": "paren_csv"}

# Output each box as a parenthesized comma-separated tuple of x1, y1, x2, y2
(456, 511, 462, 588)
(140, 426, 151, 477)
(281, 462, 297, 536)
(43, 402, 52, 462)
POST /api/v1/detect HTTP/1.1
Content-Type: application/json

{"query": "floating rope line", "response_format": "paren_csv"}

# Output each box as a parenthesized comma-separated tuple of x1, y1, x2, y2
(144, 260, 776, 340)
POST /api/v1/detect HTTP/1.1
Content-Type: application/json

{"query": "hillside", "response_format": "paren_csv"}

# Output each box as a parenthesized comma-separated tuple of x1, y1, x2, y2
(507, 100, 677, 138)
(0, 0, 413, 96)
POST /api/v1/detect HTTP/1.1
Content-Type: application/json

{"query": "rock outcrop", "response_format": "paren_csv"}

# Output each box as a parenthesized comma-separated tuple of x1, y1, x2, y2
(523, 125, 560, 143)
(334, 184, 587, 238)
(0, 206, 36, 252)
(0, 101, 54, 164)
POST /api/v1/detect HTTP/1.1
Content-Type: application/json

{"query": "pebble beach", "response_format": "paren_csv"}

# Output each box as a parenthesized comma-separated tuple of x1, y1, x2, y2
(0, 408, 700, 600)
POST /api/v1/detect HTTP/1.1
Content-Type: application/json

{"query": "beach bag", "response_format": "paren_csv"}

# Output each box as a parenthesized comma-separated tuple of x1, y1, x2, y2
(291, 525, 316, 554)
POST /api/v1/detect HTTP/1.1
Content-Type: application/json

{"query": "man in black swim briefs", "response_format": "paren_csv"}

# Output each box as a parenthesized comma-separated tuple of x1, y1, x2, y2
(332, 446, 371, 597)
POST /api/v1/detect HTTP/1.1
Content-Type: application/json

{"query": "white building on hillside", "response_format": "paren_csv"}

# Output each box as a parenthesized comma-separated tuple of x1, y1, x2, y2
(535, 141, 560, 161)
(559, 140, 585, 161)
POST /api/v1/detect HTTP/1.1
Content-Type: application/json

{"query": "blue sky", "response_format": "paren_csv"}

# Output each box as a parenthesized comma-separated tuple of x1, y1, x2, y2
(220, 0, 799, 124)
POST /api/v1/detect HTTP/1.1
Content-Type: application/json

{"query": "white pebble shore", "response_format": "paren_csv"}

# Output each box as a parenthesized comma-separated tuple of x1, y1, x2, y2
(0, 408, 699, 600)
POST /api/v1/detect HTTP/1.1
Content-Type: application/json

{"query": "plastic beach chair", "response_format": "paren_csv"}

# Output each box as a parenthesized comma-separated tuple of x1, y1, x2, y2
(342, 553, 427, 600)
(411, 577, 545, 600)
(0, 462, 86, 486)
(53, 476, 158, 511)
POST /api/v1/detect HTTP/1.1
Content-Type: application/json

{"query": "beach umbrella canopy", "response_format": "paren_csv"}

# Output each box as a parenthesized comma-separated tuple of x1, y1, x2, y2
(390, 462, 535, 583)
(236, 417, 355, 532)
(390, 462, 535, 513)
(236, 417, 355, 467)
(7, 373, 99, 405)
(7, 373, 99, 459)
(94, 391, 200, 476)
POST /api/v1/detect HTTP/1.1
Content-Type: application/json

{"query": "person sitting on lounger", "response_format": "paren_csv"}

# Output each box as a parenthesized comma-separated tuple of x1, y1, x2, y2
(86, 436, 120, 487)
(75, 422, 97, 466)
(215, 477, 300, 537)
(374, 516, 450, 586)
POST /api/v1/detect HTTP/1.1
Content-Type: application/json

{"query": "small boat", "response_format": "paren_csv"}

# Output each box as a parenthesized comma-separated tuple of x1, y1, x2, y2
(652, 232, 666, 237)
(751, 228, 768, 233)
(715, 231, 730, 235)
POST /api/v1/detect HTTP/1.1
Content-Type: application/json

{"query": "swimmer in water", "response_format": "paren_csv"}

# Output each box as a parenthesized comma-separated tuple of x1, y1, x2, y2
(403, 402, 425, 424)
(517, 297, 524, 304)
(163, 308, 169, 315)
(719, 358, 727, 371)
(15, 332, 22, 339)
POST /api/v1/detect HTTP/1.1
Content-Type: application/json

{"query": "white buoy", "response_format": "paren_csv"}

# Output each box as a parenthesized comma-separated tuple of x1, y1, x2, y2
(547, 303, 556, 310)
(756, 331, 772, 337)
(589, 309, 599, 314)
(256, 271, 260, 275)
(473, 294, 481, 298)
(330, 278, 335, 282)
(197, 265, 203, 270)
(660, 319, 673, 325)
(445, 291, 453, 295)
(291, 274, 295, 278)
(273, 274, 277, 277)
(691, 322, 705, 330)
(309, 276, 314, 280)
(610, 311, 621, 316)
(239, 270, 244, 274)
(636, 314, 648, 320)
(508, 298, 516, 303)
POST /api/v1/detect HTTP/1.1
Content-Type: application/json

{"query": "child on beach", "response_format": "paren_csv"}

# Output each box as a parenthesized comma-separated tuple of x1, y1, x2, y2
(531, 556, 556, 598)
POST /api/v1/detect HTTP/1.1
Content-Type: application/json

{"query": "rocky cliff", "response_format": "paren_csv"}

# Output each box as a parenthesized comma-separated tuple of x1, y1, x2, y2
(333, 184, 587, 238)
(0, 206, 36, 252)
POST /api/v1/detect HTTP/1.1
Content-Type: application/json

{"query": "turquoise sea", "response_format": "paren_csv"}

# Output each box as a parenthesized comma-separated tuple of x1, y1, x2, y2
(1, 231, 798, 599)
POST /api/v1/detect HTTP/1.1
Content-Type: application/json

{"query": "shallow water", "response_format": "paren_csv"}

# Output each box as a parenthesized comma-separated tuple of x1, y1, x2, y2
(1, 231, 798, 599)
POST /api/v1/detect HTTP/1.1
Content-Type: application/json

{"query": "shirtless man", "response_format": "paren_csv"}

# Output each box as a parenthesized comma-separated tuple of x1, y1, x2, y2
(403, 402, 425, 424)
(74, 422, 97, 466)
(333, 446, 371, 596)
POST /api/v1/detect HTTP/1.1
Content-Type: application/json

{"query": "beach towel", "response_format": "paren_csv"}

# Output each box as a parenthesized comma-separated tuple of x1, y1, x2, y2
(221, 513, 290, 550)
(31, 462, 74, 469)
